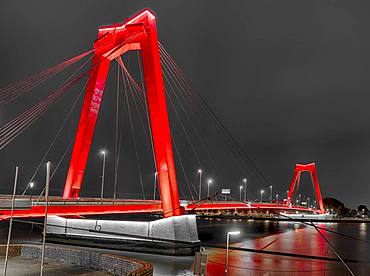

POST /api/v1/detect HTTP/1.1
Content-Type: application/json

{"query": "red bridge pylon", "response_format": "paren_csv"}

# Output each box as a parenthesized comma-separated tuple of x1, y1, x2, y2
(286, 163, 325, 214)
(62, 9, 182, 217)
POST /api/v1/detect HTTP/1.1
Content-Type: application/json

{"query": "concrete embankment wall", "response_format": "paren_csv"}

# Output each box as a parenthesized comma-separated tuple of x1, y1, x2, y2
(0, 244, 153, 276)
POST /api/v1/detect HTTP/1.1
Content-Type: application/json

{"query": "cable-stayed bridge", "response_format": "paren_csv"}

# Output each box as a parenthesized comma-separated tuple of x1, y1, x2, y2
(0, 9, 325, 222)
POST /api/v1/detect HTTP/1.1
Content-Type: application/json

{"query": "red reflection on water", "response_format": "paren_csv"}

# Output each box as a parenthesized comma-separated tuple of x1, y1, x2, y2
(205, 225, 349, 276)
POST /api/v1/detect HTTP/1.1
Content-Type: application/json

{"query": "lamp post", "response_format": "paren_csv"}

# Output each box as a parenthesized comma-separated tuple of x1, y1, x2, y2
(207, 179, 212, 197)
(260, 190, 264, 203)
(275, 193, 279, 202)
(198, 169, 202, 201)
(29, 182, 34, 199)
(153, 172, 158, 200)
(243, 178, 247, 202)
(100, 150, 106, 201)
(239, 185, 243, 201)
(225, 231, 240, 275)
(269, 185, 273, 203)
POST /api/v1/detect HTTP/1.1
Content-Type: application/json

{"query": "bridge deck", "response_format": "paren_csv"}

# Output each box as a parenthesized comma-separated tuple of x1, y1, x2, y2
(0, 196, 319, 220)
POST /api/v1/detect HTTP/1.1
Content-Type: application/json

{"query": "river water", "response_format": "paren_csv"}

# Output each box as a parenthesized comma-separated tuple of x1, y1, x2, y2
(1, 218, 370, 275)
(196, 218, 370, 275)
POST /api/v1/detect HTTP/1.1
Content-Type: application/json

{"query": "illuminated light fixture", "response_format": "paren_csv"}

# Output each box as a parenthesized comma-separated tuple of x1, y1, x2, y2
(225, 231, 240, 274)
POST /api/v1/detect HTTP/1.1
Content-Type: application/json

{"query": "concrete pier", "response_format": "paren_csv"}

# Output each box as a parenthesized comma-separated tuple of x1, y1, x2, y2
(46, 215, 200, 255)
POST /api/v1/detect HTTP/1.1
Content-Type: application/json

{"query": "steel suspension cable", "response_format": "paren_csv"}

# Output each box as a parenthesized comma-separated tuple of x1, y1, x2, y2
(160, 48, 261, 197)
(0, 50, 93, 104)
(0, 35, 137, 150)
(0, 67, 89, 143)
(171, 135, 196, 200)
(0, 71, 88, 150)
(121, 63, 146, 200)
(113, 62, 120, 199)
(136, 51, 158, 179)
(164, 82, 203, 168)
(124, 70, 152, 150)
(21, 73, 90, 196)
(117, 58, 199, 200)
(3, 57, 89, 105)
(118, 56, 194, 200)
(161, 59, 219, 172)
(159, 43, 272, 195)
(20, 57, 93, 194)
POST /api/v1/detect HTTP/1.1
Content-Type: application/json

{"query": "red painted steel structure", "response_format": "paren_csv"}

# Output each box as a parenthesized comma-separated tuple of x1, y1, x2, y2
(286, 163, 325, 214)
(0, 200, 318, 221)
(0, 202, 162, 221)
(185, 202, 320, 213)
(62, 9, 182, 217)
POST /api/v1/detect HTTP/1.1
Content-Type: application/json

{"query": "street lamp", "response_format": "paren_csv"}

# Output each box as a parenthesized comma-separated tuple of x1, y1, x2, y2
(275, 193, 279, 202)
(239, 185, 243, 201)
(29, 182, 34, 199)
(207, 179, 212, 197)
(243, 178, 247, 202)
(153, 172, 158, 200)
(198, 169, 202, 201)
(260, 190, 264, 203)
(269, 185, 272, 203)
(225, 231, 240, 275)
(100, 150, 106, 201)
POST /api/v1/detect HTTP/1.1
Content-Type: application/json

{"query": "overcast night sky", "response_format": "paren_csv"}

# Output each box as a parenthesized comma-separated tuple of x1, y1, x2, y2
(1, 1, 370, 208)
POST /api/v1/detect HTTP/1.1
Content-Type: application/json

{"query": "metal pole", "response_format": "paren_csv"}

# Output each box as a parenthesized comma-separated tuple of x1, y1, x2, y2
(224, 233, 230, 275)
(3, 166, 19, 276)
(207, 182, 210, 198)
(198, 170, 202, 201)
(100, 152, 106, 201)
(30, 184, 33, 201)
(243, 179, 247, 202)
(40, 161, 51, 276)
(270, 186, 272, 203)
(239, 187, 242, 201)
(153, 172, 157, 200)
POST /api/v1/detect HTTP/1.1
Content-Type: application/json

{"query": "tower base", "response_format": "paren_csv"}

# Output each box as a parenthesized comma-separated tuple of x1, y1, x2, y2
(46, 215, 200, 256)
